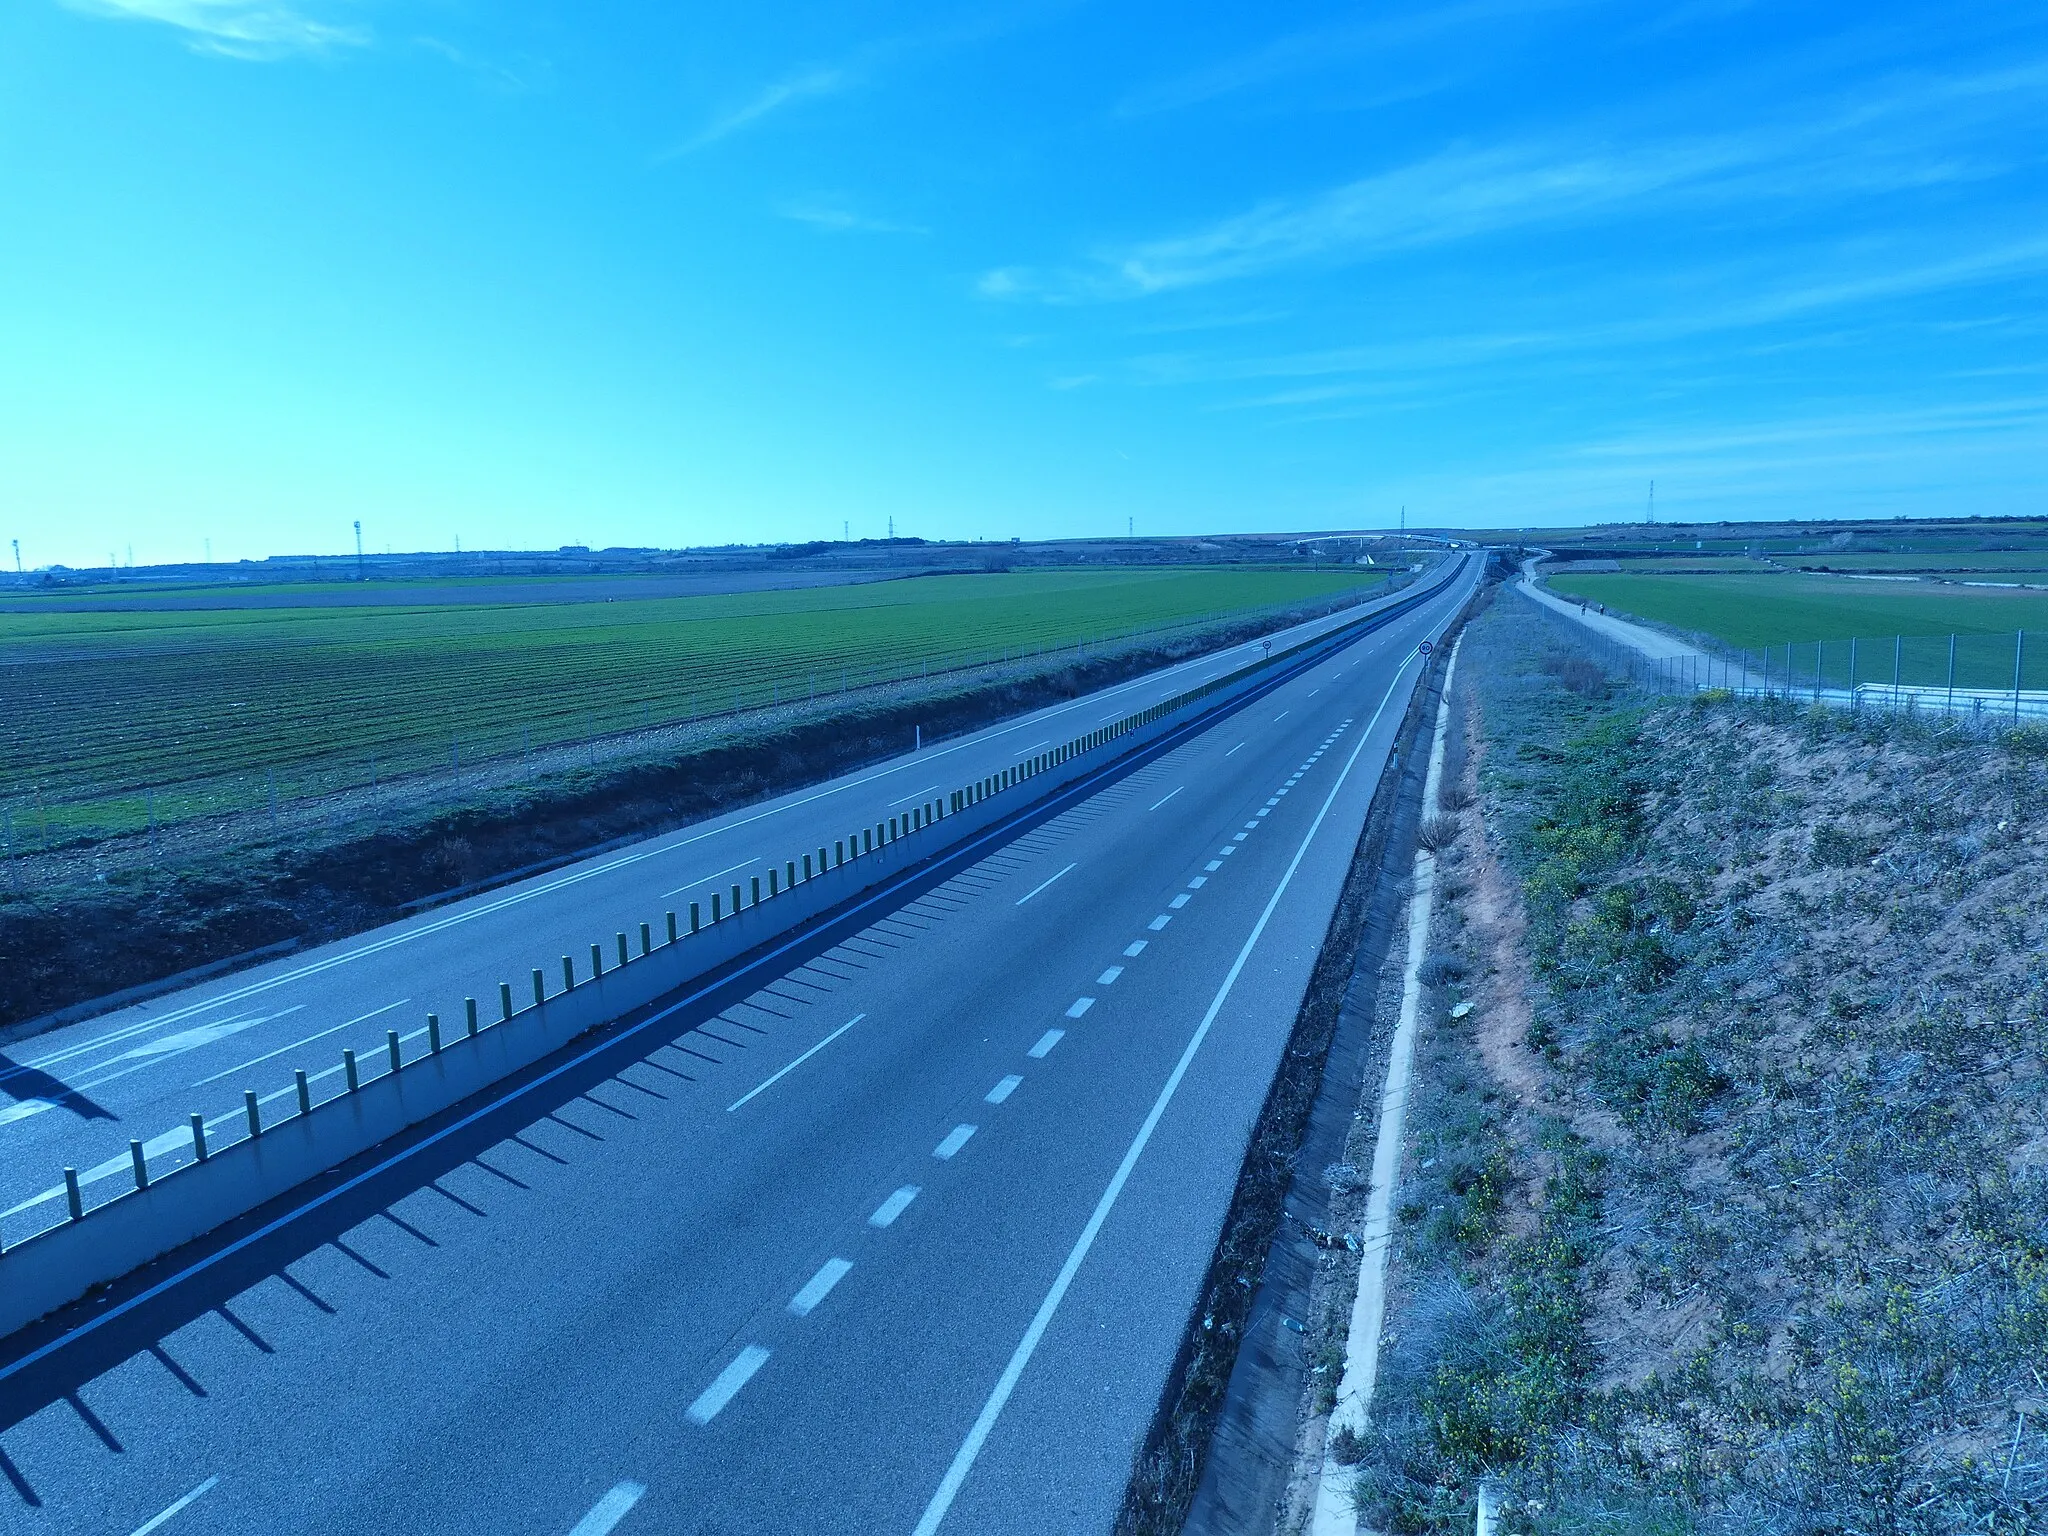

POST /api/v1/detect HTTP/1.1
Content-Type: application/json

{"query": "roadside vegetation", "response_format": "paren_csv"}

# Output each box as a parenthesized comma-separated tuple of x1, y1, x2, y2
(1351, 595, 2048, 1533)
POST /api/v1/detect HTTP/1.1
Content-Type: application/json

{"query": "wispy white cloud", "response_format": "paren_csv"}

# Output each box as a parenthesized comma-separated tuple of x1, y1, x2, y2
(661, 66, 854, 159)
(991, 59, 2048, 300)
(1116, 0, 1582, 118)
(64, 0, 366, 58)
(776, 197, 928, 235)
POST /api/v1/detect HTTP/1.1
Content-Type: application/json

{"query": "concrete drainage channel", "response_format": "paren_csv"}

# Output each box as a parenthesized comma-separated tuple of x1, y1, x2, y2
(0, 562, 1469, 1343)
(1117, 596, 1482, 1536)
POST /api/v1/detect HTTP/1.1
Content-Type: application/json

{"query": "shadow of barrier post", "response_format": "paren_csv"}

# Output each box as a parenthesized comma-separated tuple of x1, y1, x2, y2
(0, 559, 1473, 1341)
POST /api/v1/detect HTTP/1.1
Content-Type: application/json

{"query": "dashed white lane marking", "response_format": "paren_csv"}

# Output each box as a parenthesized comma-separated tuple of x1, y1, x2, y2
(1148, 915, 1173, 931)
(1204, 861, 1222, 872)
(1243, 821, 1259, 830)
(1065, 997, 1096, 1018)
(1149, 786, 1185, 811)
(662, 858, 758, 898)
(726, 1014, 866, 1113)
(1232, 833, 1248, 843)
(1097, 966, 1123, 985)
(789, 1258, 854, 1317)
(1187, 877, 1207, 889)
(887, 784, 939, 807)
(1169, 895, 1191, 909)
(905, 629, 1427, 1536)
(986, 1075, 1023, 1104)
(1123, 940, 1148, 957)
(871, 1186, 920, 1227)
(567, 1481, 648, 1536)
(687, 1346, 771, 1425)
(1265, 798, 1280, 807)
(1274, 711, 1289, 721)
(1256, 808, 1272, 818)
(127, 1476, 219, 1536)
(1217, 846, 1236, 857)
(1028, 1029, 1065, 1059)
(934, 1125, 977, 1160)
(1015, 862, 1078, 906)
(1224, 742, 1245, 757)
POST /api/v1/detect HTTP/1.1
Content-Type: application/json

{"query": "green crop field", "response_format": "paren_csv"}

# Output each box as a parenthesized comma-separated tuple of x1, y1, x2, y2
(0, 564, 1385, 846)
(1543, 570, 2048, 696)
(1543, 571, 2048, 646)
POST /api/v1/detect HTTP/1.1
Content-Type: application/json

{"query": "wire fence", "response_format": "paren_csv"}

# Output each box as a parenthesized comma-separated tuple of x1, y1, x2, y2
(1520, 589, 2048, 729)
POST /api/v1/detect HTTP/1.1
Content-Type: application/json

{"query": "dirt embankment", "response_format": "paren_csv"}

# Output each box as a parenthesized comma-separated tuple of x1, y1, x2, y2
(1348, 597, 2048, 1534)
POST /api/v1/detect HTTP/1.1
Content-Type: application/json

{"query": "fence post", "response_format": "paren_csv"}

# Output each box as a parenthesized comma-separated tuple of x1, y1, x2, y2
(2016, 630, 2026, 723)
(1848, 637, 1858, 711)
(1947, 634, 1957, 715)
(1892, 634, 1902, 707)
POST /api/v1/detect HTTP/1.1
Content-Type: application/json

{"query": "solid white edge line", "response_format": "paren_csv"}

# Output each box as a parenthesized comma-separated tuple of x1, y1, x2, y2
(567, 1480, 648, 1536)
(726, 1014, 866, 1112)
(127, 1475, 219, 1536)
(908, 646, 1422, 1536)
(1013, 862, 1078, 906)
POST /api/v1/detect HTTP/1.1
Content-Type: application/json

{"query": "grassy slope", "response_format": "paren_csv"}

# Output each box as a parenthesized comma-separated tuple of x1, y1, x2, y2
(1353, 598, 2048, 1533)
(0, 565, 1380, 837)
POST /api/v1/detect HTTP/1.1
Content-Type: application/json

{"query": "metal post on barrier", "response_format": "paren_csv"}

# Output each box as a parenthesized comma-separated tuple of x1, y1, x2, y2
(590, 943, 604, 978)
(344, 1049, 360, 1092)
(65, 1167, 83, 1220)
(428, 1014, 442, 1054)
(563, 956, 576, 992)
(500, 982, 513, 1021)
(191, 1114, 208, 1162)
(785, 860, 796, 888)
(466, 997, 479, 1036)
(387, 1030, 402, 1074)
(692, 901, 703, 932)
(296, 1069, 312, 1115)
(667, 911, 679, 943)
(835, 839, 845, 866)
(131, 1140, 148, 1190)
(641, 922, 652, 956)
(711, 892, 722, 921)
(730, 883, 742, 914)
(617, 932, 630, 967)
(246, 1089, 262, 1137)
(751, 876, 762, 905)
(534, 968, 548, 1006)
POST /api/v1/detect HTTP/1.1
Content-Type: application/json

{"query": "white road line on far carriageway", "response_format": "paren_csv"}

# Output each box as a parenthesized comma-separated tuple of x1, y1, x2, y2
(909, 651, 1425, 1536)
(8, 595, 1393, 1072)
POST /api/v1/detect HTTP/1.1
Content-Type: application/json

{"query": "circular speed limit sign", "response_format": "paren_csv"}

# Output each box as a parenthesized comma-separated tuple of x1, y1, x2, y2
(1419, 640, 1434, 656)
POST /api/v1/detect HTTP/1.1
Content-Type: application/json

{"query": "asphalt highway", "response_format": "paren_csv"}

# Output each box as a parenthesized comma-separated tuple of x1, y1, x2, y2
(0, 559, 1476, 1536)
(0, 572, 1458, 1244)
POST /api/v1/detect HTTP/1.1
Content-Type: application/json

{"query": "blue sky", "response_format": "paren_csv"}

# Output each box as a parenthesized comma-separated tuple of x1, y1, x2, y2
(2, 0, 2044, 566)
